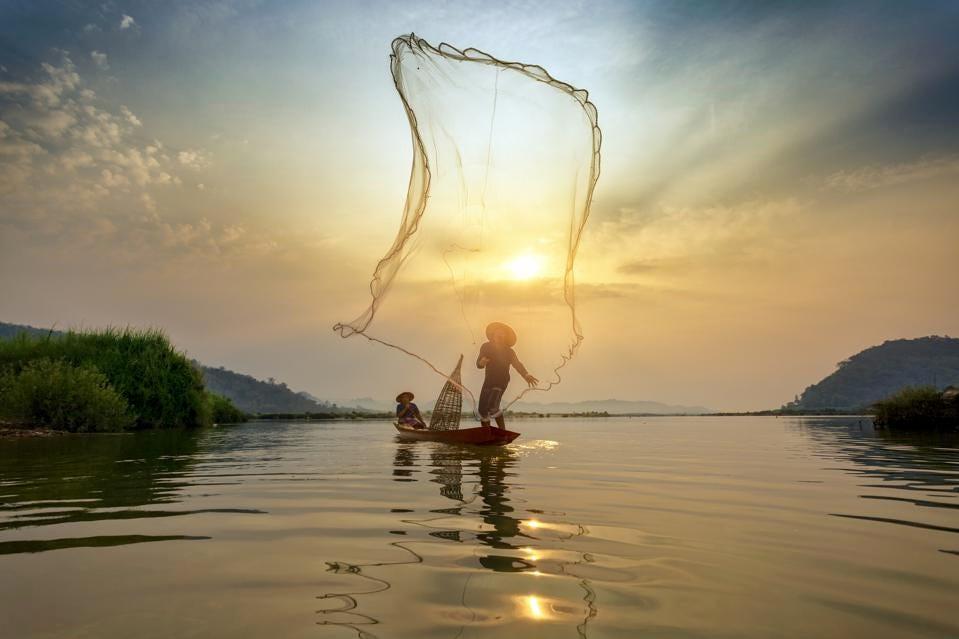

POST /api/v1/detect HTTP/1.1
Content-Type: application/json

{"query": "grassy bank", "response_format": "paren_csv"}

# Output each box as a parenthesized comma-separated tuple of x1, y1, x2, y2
(0, 329, 246, 432)
(873, 386, 959, 430)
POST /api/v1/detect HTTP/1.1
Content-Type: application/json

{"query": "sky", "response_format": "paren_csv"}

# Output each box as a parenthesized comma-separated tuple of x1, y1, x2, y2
(1, 0, 958, 411)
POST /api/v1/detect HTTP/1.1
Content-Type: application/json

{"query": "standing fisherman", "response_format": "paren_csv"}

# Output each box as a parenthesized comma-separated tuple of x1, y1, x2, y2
(476, 322, 538, 429)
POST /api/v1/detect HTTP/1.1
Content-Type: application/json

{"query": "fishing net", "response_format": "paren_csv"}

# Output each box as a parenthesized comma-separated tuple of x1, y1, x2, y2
(334, 34, 601, 419)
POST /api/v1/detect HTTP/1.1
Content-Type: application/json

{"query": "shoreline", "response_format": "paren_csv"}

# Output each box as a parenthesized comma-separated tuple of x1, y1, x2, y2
(254, 411, 873, 421)
(0, 412, 876, 438)
(0, 424, 68, 439)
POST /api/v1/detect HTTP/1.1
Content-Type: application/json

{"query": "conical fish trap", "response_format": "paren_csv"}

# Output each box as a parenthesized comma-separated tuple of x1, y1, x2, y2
(429, 355, 464, 431)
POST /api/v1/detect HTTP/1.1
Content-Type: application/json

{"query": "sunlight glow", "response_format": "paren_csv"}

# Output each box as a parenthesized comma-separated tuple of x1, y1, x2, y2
(526, 595, 546, 620)
(505, 253, 543, 281)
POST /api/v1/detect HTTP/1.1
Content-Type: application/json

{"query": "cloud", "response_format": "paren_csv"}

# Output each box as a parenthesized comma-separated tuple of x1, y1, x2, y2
(597, 198, 804, 272)
(0, 52, 212, 250)
(0, 56, 84, 109)
(119, 14, 137, 31)
(618, 257, 693, 275)
(0, 54, 171, 183)
(90, 51, 109, 70)
(822, 155, 959, 193)
(119, 105, 141, 127)
(100, 168, 130, 188)
(177, 149, 212, 169)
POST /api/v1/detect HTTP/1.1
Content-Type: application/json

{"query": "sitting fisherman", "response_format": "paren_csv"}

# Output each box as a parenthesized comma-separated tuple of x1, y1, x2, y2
(396, 391, 426, 428)
(476, 322, 538, 430)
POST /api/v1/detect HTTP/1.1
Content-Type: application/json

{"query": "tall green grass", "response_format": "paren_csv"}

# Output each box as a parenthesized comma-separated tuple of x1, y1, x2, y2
(873, 386, 958, 430)
(0, 328, 210, 429)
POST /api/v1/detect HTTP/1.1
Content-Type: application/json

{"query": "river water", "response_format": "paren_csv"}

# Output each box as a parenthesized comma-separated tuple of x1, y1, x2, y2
(0, 417, 956, 638)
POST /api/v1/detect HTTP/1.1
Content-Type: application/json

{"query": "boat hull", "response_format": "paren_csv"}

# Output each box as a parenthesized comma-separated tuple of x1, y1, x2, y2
(393, 423, 520, 445)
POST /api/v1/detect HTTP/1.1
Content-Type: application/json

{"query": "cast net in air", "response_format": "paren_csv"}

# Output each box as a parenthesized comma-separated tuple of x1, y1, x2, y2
(334, 34, 602, 421)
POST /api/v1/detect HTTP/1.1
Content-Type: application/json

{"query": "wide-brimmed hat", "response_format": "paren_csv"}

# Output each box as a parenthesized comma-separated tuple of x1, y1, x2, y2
(396, 391, 414, 403)
(485, 322, 517, 347)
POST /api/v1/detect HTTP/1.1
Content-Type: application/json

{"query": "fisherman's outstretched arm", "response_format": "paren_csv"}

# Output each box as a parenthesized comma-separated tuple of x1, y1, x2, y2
(511, 352, 539, 387)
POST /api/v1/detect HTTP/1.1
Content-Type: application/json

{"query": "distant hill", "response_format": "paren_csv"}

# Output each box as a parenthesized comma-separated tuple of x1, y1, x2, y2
(0, 322, 55, 340)
(511, 398, 713, 415)
(789, 336, 959, 410)
(198, 365, 348, 415)
(0, 321, 349, 415)
(341, 396, 713, 415)
(343, 397, 402, 412)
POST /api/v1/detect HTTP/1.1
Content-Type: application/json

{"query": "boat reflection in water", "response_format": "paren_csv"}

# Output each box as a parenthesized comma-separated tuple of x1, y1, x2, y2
(317, 440, 597, 638)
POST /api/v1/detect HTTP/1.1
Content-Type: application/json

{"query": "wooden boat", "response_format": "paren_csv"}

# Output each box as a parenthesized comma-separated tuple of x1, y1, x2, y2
(394, 423, 520, 445)
(393, 355, 521, 446)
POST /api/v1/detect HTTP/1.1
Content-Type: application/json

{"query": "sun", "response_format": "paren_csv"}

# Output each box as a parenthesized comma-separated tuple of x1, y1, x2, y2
(505, 253, 543, 281)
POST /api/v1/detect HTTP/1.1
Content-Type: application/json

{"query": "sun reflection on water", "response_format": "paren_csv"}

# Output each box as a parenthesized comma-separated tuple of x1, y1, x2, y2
(524, 595, 547, 620)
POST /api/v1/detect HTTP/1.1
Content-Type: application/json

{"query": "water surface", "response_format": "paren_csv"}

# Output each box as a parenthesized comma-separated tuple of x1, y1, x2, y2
(0, 417, 957, 638)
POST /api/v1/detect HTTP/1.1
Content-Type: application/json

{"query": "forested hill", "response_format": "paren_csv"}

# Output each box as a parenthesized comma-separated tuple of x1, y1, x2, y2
(0, 321, 347, 415)
(199, 365, 345, 414)
(789, 336, 959, 410)
(0, 322, 54, 340)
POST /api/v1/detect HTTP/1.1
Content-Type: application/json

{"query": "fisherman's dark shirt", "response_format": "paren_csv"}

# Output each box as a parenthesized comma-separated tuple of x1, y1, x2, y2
(477, 341, 529, 388)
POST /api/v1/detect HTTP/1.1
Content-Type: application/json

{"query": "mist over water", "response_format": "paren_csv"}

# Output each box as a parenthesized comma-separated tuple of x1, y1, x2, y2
(1, 417, 957, 638)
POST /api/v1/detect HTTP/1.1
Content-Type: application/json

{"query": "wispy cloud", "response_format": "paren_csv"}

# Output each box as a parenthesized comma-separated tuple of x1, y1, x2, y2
(0, 52, 221, 258)
(822, 155, 959, 193)
(119, 14, 137, 31)
(177, 149, 212, 169)
(592, 198, 804, 280)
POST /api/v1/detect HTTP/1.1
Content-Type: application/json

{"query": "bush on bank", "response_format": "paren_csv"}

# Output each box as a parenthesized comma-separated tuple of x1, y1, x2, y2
(873, 386, 959, 430)
(0, 328, 237, 430)
(0, 358, 134, 432)
(207, 392, 249, 424)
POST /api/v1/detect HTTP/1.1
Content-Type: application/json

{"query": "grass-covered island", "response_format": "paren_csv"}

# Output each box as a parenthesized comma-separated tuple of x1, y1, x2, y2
(0, 329, 247, 434)
(873, 386, 959, 431)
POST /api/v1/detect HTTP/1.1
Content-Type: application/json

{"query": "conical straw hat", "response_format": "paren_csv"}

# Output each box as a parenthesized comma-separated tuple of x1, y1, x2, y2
(485, 322, 517, 347)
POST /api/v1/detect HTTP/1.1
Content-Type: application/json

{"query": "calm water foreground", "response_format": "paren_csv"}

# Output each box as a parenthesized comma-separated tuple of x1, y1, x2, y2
(0, 417, 957, 639)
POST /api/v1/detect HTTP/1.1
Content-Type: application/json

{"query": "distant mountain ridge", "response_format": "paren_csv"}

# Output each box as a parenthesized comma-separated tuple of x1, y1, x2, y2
(342, 396, 713, 415)
(198, 365, 348, 415)
(0, 321, 351, 415)
(0, 323, 55, 340)
(789, 336, 959, 410)
(512, 398, 713, 415)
